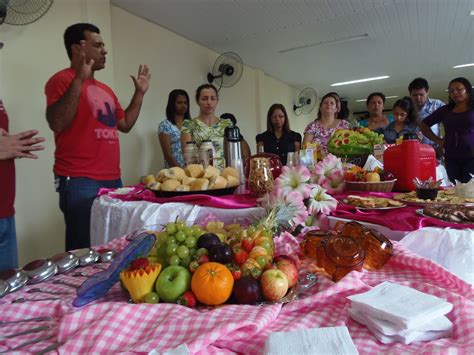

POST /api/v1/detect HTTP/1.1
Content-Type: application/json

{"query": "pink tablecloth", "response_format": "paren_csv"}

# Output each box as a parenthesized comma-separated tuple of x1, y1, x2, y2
(332, 191, 474, 231)
(0, 236, 473, 354)
(99, 184, 258, 209)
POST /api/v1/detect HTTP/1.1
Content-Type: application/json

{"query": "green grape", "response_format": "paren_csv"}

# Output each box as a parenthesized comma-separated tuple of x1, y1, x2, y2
(169, 255, 181, 266)
(181, 226, 192, 238)
(175, 231, 186, 242)
(180, 256, 191, 268)
(165, 243, 178, 257)
(185, 236, 197, 249)
(246, 225, 256, 237)
(165, 223, 177, 235)
(176, 220, 186, 231)
(191, 225, 203, 238)
(176, 245, 190, 259)
(195, 248, 208, 257)
(144, 292, 160, 304)
(189, 248, 197, 257)
(166, 236, 177, 246)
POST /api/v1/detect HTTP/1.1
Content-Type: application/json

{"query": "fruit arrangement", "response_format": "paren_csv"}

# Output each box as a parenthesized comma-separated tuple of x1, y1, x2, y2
(142, 165, 240, 192)
(344, 166, 395, 183)
(328, 128, 384, 156)
(120, 220, 300, 307)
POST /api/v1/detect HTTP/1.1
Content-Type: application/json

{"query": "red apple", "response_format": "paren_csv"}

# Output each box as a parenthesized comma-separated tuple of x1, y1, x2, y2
(260, 269, 289, 301)
(275, 256, 299, 288)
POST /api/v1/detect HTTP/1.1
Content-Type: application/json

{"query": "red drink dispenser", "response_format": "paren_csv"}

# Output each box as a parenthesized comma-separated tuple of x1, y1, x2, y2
(383, 136, 436, 191)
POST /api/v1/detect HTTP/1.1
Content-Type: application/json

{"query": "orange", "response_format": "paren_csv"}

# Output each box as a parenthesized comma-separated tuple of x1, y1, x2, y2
(191, 262, 234, 306)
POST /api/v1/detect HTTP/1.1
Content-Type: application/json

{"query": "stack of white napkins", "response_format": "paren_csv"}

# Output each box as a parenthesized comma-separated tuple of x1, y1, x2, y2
(264, 326, 358, 355)
(347, 282, 453, 344)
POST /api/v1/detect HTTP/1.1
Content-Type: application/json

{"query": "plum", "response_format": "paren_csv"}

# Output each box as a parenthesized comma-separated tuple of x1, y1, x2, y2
(197, 233, 221, 251)
(233, 276, 261, 304)
(208, 243, 233, 264)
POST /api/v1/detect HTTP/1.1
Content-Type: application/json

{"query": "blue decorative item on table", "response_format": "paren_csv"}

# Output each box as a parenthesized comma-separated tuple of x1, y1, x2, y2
(73, 232, 156, 307)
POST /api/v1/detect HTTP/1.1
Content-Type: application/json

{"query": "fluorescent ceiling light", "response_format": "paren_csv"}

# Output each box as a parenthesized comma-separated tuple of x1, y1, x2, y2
(470, 10, 474, 15)
(452, 63, 474, 68)
(279, 34, 368, 54)
(354, 95, 398, 102)
(331, 76, 390, 87)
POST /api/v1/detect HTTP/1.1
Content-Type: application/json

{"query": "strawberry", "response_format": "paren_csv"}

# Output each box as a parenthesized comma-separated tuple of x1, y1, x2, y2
(129, 257, 149, 271)
(233, 250, 249, 266)
(226, 263, 242, 280)
(197, 255, 209, 264)
(177, 291, 197, 308)
(241, 238, 254, 253)
(189, 260, 199, 273)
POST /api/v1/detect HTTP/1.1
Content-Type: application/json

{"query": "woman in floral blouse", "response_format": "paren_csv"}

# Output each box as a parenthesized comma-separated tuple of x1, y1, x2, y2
(158, 89, 191, 167)
(181, 84, 232, 161)
(303, 92, 350, 155)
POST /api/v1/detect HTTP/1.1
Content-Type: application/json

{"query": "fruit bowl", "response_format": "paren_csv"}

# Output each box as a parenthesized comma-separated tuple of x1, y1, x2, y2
(336, 154, 369, 168)
(344, 179, 397, 192)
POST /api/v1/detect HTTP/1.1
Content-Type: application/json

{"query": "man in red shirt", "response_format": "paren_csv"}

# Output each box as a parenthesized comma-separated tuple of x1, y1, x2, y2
(1, 100, 45, 271)
(45, 23, 150, 251)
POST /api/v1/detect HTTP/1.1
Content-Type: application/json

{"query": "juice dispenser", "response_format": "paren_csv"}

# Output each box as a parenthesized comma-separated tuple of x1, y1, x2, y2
(383, 134, 436, 191)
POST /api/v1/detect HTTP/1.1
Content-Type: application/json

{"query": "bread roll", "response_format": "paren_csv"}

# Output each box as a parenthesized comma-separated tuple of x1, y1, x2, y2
(147, 181, 161, 190)
(176, 185, 190, 192)
(221, 167, 239, 180)
(155, 169, 167, 182)
(185, 164, 204, 178)
(209, 175, 228, 190)
(164, 167, 186, 181)
(189, 178, 209, 191)
(203, 165, 221, 179)
(142, 175, 156, 185)
(161, 179, 181, 191)
(226, 175, 240, 187)
(182, 176, 196, 185)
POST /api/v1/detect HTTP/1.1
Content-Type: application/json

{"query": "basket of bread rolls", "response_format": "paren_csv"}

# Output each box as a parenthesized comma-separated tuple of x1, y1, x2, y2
(141, 164, 240, 197)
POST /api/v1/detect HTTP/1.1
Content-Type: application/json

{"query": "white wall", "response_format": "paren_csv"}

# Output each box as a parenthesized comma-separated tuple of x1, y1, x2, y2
(0, 0, 314, 266)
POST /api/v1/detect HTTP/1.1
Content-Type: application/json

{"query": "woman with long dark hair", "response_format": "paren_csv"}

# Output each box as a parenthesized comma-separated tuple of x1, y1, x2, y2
(383, 96, 420, 144)
(256, 103, 301, 165)
(158, 89, 190, 167)
(420, 77, 474, 183)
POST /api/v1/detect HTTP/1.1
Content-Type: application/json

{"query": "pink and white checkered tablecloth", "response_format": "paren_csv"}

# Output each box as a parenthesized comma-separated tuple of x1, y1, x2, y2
(1, 236, 473, 354)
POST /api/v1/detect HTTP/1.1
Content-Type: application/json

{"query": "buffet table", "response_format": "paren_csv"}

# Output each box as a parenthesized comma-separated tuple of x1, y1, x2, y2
(0, 235, 473, 354)
(91, 188, 473, 285)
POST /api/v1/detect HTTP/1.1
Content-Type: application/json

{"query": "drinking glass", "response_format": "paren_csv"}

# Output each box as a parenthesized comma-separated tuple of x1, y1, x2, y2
(286, 151, 300, 167)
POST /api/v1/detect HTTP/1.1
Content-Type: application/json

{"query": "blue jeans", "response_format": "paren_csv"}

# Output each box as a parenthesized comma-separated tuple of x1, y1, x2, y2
(445, 158, 474, 184)
(0, 216, 18, 271)
(56, 176, 122, 251)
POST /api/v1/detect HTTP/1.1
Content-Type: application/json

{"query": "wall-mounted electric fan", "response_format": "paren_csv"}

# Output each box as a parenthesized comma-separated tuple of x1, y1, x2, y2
(293, 87, 317, 116)
(207, 52, 243, 91)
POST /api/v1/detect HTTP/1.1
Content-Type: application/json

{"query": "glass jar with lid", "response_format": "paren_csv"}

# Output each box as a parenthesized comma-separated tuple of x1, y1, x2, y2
(248, 157, 274, 196)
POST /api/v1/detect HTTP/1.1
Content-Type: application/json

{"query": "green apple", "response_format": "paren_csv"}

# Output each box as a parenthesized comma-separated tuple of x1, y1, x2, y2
(155, 265, 191, 303)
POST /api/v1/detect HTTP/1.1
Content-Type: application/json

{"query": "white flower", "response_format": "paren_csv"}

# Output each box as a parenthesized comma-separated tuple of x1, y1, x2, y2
(275, 165, 312, 198)
(307, 185, 338, 216)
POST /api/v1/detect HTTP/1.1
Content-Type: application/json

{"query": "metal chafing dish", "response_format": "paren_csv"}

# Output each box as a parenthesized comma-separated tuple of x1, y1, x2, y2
(50, 252, 80, 273)
(71, 248, 100, 266)
(97, 248, 116, 263)
(22, 259, 58, 284)
(0, 268, 29, 293)
(0, 279, 10, 298)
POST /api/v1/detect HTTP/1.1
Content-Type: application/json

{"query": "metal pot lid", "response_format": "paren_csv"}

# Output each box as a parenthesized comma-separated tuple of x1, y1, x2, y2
(72, 248, 100, 266)
(50, 252, 80, 273)
(22, 259, 58, 284)
(0, 268, 29, 293)
(0, 280, 10, 298)
(96, 248, 116, 263)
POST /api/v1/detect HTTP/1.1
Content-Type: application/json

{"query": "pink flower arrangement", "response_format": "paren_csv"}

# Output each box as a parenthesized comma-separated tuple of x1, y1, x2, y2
(257, 164, 339, 232)
(311, 154, 345, 194)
